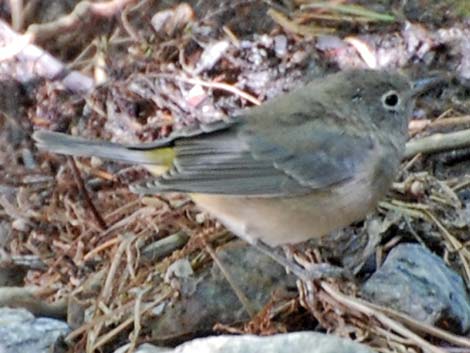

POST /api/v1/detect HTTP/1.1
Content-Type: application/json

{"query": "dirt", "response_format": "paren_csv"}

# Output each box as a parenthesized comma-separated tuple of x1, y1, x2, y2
(0, 1, 470, 352)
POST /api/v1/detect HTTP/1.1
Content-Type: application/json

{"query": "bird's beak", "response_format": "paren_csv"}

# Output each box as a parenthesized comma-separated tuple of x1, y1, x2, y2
(410, 75, 449, 97)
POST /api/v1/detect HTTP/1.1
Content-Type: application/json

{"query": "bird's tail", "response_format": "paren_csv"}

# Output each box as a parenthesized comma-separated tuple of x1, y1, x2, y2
(32, 130, 175, 167)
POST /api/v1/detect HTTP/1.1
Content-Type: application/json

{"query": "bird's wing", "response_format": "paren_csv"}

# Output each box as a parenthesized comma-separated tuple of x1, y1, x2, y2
(132, 112, 375, 196)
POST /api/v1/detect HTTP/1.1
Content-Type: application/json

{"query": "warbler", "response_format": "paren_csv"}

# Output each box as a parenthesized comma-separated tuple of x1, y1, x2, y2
(34, 69, 418, 274)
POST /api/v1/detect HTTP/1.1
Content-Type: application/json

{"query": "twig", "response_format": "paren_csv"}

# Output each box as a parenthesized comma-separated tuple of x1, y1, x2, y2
(452, 177, 470, 192)
(126, 288, 148, 353)
(26, 0, 139, 41)
(423, 210, 470, 286)
(101, 234, 134, 303)
(67, 299, 141, 341)
(408, 109, 455, 134)
(9, 0, 24, 31)
(90, 289, 172, 352)
(429, 115, 470, 129)
(141, 230, 190, 262)
(120, 5, 141, 42)
(404, 128, 470, 159)
(268, 8, 335, 37)
(409, 115, 470, 134)
(0, 195, 33, 226)
(83, 237, 120, 261)
(321, 283, 449, 353)
(0, 20, 94, 92)
(300, 2, 395, 22)
(380, 199, 470, 286)
(364, 300, 470, 348)
(0, 287, 67, 319)
(68, 157, 107, 230)
(149, 73, 262, 106)
(93, 206, 155, 243)
(344, 36, 377, 68)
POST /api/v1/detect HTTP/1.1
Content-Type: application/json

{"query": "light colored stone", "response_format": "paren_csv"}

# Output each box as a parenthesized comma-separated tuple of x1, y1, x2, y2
(362, 243, 470, 333)
(115, 332, 376, 353)
(0, 307, 69, 353)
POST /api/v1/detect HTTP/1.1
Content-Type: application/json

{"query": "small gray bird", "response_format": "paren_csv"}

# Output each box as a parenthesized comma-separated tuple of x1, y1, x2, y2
(34, 69, 419, 277)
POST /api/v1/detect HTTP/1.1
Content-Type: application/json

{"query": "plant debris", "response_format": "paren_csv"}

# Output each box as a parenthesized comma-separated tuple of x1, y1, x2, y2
(0, 1, 470, 353)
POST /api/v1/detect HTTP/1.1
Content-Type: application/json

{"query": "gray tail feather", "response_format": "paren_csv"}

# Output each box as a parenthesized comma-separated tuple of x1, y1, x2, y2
(33, 130, 156, 165)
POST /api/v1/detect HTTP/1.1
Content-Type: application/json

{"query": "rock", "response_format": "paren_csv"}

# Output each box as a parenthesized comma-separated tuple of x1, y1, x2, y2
(194, 41, 230, 74)
(362, 243, 470, 333)
(114, 332, 376, 353)
(0, 307, 70, 353)
(436, 27, 470, 82)
(0, 263, 26, 287)
(148, 241, 296, 344)
(274, 35, 288, 58)
(151, 3, 195, 37)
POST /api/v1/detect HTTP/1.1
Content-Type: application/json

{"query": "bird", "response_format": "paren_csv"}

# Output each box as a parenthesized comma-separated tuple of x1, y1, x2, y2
(33, 69, 419, 279)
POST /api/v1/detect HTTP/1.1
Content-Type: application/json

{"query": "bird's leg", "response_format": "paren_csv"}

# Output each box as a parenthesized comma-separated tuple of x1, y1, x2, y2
(244, 237, 349, 282)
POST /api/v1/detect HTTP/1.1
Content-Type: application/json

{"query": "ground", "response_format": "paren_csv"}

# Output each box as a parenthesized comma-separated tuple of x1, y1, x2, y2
(0, 1, 469, 352)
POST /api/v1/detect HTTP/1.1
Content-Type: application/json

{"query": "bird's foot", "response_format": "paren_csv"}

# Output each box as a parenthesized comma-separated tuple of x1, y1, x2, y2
(248, 238, 351, 282)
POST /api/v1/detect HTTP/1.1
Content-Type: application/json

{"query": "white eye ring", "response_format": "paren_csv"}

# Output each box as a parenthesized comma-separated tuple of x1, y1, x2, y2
(381, 90, 401, 111)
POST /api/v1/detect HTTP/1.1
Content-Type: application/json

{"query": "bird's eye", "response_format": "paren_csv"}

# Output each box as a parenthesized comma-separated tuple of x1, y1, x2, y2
(381, 90, 401, 111)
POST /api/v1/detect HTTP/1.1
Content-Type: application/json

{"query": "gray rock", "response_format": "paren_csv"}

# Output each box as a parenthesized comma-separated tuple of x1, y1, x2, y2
(0, 264, 26, 287)
(114, 332, 376, 353)
(149, 241, 296, 344)
(362, 243, 470, 333)
(0, 307, 69, 353)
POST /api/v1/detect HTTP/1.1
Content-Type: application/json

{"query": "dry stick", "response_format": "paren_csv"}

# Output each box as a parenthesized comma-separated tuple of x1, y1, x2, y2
(126, 288, 147, 353)
(67, 298, 136, 341)
(380, 200, 470, 284)
(95, 206, 155, 242)
(91, 289, 172, 352)
(101, 234, 134, 303)
(409, 115, 470, 133)
(408, 109, 454, 135)
(68, 157, 107, 230)
(120, 4, 140, 42)
(345, 36, 377, 69)
(26, 0, 139, 41)
(87, 234, 134, 352)
(267, 8, 336, 36)
(0, 0, 135, 92)
(429, 115, 470, 129)
(0, 20, 94, 93)
(9, 0, 24, 31)
(175, 76, 262, 106)
(83, 237, 120, 261)
(424, 210, 470, 285)
(453, 178, 470, 192)
(363, 301, 470, 348)
(321, 283, 448, 353)
(150, 73, 262, 106)
(404, 128, 470, 159)
(0, 287, 67, 319)
(0, 195, 33, 226)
